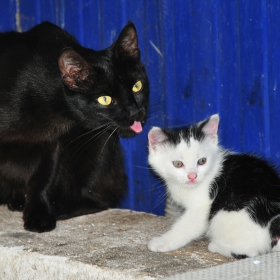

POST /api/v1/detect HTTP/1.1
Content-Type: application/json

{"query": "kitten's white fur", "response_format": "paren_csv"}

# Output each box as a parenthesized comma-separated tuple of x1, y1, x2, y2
(148, 115, 223, 252)
(147, 114, 276, 257)
(207, 209, 271, 257)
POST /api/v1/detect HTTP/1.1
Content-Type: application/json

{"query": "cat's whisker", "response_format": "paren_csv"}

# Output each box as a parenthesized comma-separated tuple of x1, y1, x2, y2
(148, 110, 162, 116)
(111, 127, 120, 151)
(147, 100, 163, 112)
(148, 105, 162, 114)
(64, 122, 112, 150)
(145, 117, 162, 124)
(87, 124, 113, 141)
(101, 126, 118, 153)
(70, 126, 110, 150)
(71, 124, 113, 157)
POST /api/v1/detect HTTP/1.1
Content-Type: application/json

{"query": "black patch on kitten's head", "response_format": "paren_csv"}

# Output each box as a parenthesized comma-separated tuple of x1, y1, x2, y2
(154, 115, 218, 146)
(148, 115, 219, 154)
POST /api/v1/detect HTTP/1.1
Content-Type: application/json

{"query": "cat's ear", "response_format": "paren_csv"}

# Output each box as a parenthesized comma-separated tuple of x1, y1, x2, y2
(148, 127, 167, 153)
(58, 49, 96, 91)
(114, 22, 140, 62)
(201, 114, 219, 143)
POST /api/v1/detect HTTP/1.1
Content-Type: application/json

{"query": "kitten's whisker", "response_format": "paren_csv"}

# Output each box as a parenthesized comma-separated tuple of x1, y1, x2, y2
(132, 165, 152, 170)
(153, 192, 167, 209)
(142, 179, 166, 208)
(143, 183, 164, 192)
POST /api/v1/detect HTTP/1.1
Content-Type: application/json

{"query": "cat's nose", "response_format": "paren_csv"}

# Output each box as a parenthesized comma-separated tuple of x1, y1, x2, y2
(127, 104, 141, 117)
(188, 172, 197, 182)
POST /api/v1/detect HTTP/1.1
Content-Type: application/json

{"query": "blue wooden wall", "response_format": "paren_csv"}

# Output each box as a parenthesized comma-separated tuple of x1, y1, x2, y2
(1, 0, 280, 215)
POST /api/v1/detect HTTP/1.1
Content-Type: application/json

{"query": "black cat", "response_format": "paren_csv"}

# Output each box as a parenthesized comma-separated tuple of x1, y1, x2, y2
(0, 21, 149, 232)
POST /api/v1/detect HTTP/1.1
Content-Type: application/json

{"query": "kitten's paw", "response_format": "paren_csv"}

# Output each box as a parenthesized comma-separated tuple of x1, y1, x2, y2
(208, 242, 232, 257)
(23, 213, 56, 233)
(148, 236, 178, 252)
(208, 242, 237, 259)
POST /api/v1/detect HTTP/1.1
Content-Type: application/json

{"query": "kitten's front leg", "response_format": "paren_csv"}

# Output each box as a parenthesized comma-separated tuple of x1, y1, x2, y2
(148, 207, 209, 252)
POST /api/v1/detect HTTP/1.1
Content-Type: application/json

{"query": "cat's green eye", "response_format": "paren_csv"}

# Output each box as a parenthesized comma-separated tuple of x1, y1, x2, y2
(197, 158, 207, 165)
(132, 81, 142, 93)
(97, 96, 112, 106)
(173, 161, 183, 168)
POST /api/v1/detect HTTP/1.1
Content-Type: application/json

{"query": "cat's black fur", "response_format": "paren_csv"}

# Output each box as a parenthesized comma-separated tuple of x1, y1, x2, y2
(0, 21, 149, 232)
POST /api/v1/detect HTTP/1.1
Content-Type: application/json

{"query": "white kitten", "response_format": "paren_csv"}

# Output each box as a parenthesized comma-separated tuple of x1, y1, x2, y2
(147, 114, 280, 258)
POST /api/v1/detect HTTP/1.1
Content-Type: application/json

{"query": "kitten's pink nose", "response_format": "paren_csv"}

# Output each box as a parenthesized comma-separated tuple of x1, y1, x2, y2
(188, 172, 197, 182)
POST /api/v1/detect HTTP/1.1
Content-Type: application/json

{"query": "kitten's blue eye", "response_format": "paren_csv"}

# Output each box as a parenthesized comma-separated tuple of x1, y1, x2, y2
(197, 158, 207, 165)
(173, 161, 183, 168)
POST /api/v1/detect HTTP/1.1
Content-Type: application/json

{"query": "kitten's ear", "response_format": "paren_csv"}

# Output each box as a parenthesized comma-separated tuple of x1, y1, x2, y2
(58, 49, 96, 91)
(148, 127, 167, 152)
(201, 114, 219, 143)
(114, 22, 140, 62)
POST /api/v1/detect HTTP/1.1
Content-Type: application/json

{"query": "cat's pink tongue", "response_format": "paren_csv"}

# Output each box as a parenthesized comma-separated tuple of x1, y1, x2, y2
(130, 121, 142, 134)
